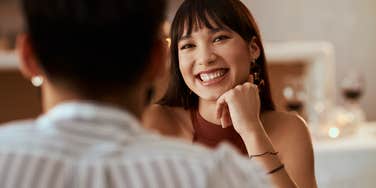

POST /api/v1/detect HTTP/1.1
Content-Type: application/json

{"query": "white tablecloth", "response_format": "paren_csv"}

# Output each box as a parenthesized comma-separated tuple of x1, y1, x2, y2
(313, 122, 376, 188)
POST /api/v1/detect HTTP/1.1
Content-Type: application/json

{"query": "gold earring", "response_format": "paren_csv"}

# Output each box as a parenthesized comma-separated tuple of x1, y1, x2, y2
(31, 76, 44, 87)
(254, 72, 260, 82)
(251, 59, 256, 66)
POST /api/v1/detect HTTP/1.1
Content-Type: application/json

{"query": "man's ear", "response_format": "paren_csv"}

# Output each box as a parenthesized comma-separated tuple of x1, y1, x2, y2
(248, 36, 261, 61)
(17, 34, 44, 80)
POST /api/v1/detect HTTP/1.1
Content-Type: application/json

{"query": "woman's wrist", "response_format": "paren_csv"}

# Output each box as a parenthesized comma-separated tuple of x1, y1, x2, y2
(236, 118, 264, 136)
(242, 133, 276, 156)
(241, 125, 298, 187)
(237, 122, 277, 159)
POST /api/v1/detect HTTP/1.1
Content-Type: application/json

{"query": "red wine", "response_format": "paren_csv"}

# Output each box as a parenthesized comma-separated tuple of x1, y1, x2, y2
(286, 101, 303, 111)
(342, 88, 362, 100)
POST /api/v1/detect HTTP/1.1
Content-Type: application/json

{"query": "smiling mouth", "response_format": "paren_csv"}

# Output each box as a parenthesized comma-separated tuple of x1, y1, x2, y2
(197, 68, 229, 83)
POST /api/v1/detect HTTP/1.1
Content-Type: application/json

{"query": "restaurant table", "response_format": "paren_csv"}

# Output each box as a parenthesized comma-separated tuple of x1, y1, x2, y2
(313, 122, 376, 188)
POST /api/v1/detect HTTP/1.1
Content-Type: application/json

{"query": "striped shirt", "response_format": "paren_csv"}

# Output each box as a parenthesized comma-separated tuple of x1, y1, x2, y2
(0, 102, 271, 188)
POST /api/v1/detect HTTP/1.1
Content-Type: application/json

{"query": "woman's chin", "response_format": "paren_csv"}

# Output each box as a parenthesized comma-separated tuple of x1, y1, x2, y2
(195, 86, 232, 102)
(198, 92, 225, 102)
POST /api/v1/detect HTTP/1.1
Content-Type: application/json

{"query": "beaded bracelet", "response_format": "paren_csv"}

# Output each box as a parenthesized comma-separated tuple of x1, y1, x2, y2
(249, 151, 279, 159)
(267, 164, 285, 174)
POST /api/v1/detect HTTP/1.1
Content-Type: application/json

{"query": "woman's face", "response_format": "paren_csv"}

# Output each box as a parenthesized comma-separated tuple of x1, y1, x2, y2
(177, 22, 259, 101)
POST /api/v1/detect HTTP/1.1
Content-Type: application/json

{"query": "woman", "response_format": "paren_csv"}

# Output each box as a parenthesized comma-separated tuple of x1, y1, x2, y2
(143, 0, 317, 187)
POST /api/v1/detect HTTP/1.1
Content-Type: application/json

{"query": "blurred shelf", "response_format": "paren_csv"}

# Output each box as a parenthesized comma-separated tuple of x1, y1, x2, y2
(264, 41, 336, 125)
(265, 41, 335, 63)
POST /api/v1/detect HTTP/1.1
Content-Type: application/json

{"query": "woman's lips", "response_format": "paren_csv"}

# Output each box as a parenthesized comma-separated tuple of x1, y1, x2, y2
(196, 68, 229, 86)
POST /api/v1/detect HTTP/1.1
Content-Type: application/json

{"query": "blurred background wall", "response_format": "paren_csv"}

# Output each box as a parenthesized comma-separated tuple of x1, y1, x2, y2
(244, 0, 376, 121)
(0, 0, 22, 50)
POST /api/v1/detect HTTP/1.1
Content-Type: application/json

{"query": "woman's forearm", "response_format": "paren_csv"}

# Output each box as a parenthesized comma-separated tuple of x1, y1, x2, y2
(239, 122, 298, 188)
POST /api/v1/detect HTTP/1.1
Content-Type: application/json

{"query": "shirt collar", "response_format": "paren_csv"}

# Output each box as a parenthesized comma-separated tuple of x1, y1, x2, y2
(36, 101, 146, 135)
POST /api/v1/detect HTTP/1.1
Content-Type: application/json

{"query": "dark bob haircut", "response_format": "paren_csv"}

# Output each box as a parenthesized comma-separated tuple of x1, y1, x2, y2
(160, 0, 275, 111)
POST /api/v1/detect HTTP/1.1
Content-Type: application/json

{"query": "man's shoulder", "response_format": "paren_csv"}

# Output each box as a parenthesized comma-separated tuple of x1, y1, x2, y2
(119, 134, 213, 160)
(118, 137, 263, 173)
(108, 141, 271, 188)
(0, 122, 271, 187)
(102, 135, 238, 166)
(0, 120, 43, 151)
(0, 120, 36, 136)
(63, 141, 270, 188)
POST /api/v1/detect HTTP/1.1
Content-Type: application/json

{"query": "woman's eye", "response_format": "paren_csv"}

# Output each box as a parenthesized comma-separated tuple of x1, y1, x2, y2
(213, 35, 230, 43)
(180, 44, 195, 50)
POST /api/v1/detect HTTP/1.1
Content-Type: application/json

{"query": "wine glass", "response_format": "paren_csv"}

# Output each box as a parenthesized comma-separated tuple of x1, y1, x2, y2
(341, 71, 364, 104)
(282, 76, 306, 115)
(334, 70, 366, 136)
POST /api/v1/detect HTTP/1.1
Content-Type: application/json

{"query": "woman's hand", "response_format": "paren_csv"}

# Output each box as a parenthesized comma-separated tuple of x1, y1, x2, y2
(216, 76, 299, 188)
(215, 75, 262, 135)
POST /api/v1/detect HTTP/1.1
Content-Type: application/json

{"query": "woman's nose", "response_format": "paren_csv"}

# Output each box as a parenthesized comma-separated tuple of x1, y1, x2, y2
(197, 46, 217, 65)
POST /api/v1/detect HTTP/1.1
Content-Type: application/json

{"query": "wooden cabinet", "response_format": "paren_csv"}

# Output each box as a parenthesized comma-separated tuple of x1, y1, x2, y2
(0, 69, 41, 124)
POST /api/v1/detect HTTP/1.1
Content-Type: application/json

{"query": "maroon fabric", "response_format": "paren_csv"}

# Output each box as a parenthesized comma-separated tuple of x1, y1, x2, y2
(191, 109, 248, 155)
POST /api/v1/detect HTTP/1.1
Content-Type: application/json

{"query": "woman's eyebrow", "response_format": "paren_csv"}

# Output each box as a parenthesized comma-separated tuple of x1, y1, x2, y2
(209, 28, 223, 34)
(179, 27, 228, 42)
(179, 34, 192, 42)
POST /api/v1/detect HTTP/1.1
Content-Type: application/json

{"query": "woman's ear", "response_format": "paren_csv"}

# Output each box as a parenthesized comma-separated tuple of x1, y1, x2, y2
(17, 34, 44, 80)
(248, 36, 261, 61)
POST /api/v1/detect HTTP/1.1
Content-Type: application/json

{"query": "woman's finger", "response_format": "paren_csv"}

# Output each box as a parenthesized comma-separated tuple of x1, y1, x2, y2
(221, 106, 232, 128)
(216, 96, 226, 120)
(248, 74, 254, 84)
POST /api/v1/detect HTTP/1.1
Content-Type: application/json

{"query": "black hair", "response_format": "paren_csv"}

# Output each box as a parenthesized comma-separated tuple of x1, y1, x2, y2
(21, 0, 166, 97)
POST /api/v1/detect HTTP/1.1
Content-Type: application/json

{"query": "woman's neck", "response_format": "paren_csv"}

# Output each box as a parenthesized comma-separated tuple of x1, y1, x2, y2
(198, 99, 221, 125)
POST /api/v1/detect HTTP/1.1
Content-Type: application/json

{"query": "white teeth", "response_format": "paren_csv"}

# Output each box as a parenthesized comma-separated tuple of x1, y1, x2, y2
(199, 70, 225, 82)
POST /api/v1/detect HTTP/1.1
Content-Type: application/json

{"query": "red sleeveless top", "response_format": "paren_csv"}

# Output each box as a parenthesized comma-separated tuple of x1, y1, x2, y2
(191, 109, 248, 155)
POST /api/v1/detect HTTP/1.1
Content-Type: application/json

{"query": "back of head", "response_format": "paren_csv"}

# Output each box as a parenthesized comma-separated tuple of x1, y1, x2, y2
(21, 0, 166, 97)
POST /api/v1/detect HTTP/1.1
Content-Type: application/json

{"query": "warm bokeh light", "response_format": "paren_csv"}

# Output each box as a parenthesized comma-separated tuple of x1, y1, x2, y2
(328, 127, 340, 138)
(166, 38, 171, 48)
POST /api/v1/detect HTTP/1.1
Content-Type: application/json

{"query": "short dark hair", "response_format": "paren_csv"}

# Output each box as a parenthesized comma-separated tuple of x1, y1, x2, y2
(21, 0, 166, 97)
(160, 0, 275, 111)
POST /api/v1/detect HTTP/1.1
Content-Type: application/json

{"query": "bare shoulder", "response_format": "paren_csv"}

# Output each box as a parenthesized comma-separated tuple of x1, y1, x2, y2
(261, 111, 311, 141)
(262, 111, 317, 188)
(142, 104, 193, 139)
(260, 111, 313, 161)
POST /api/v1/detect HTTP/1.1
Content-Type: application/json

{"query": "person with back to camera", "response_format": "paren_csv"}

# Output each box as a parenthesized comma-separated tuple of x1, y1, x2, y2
(0, 0, 282, 187)
(143, 0, 317, 187)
